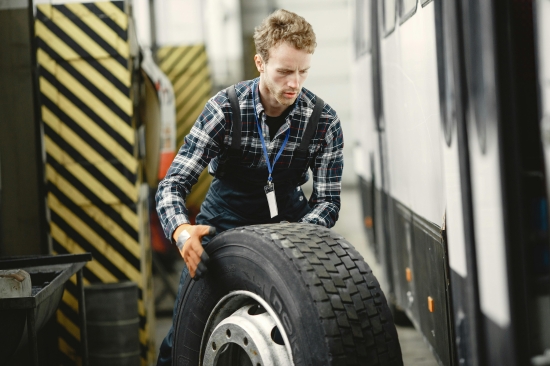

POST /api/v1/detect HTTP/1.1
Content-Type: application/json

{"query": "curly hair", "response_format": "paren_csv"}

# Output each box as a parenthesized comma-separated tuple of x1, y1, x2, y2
(253, 9, 317, 63)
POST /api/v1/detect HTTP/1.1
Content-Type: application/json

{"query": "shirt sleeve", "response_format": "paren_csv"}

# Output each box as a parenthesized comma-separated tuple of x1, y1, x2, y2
(155, 98, 227, 240)
(299, 114, 344, 228)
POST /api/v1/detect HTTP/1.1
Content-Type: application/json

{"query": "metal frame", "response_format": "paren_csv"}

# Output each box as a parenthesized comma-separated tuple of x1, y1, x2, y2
(0, 253, 92, 366)
(28, 0, 50, 255)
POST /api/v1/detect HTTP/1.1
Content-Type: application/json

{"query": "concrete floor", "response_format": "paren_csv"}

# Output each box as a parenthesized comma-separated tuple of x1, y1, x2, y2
(153, 186, 440, 365)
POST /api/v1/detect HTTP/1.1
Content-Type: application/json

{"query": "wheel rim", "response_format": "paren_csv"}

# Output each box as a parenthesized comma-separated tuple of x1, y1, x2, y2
(200, 290, 293, 366)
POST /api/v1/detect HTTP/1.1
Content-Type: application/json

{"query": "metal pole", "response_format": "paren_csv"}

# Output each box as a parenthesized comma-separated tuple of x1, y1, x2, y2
(28, 0, 50, 256)
(149, 0, 158, 58)
(77, 269, 89, 366)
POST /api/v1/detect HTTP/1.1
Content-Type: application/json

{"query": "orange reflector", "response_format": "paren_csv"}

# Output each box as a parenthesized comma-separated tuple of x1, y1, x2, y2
(364, 216, 373, 228)
(428, 296, 435, 313)
(406, 267, 412, 282)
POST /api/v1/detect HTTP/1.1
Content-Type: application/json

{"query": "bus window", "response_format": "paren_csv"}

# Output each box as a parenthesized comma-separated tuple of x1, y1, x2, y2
(384, 0, 396, 36)
(400, 0, 417, 23)
(354, 0, 371, 57)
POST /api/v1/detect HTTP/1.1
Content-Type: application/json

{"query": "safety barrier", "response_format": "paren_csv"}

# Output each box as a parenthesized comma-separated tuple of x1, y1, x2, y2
(35, 1, 154, 364)
(157, 45, 213, 219)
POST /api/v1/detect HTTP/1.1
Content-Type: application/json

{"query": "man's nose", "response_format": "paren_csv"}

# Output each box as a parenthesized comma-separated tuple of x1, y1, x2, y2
(288, 73, 299, 89)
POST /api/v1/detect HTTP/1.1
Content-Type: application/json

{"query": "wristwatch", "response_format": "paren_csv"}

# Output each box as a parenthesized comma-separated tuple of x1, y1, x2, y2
(176, 230, 191, 251)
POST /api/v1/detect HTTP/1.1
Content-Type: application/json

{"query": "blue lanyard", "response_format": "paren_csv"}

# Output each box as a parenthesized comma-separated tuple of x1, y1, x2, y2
(252, 81, 300, 183)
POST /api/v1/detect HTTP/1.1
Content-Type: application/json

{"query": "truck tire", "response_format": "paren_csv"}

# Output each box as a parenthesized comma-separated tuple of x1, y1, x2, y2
(172, 223, 403, 366)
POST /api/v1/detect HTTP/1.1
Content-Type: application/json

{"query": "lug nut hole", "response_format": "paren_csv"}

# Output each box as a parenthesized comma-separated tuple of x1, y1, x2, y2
(243, 337, 248, 346)
(212, 342, 217, 351)
(248, 304, 267, 315)
(226, 329, 231, 338)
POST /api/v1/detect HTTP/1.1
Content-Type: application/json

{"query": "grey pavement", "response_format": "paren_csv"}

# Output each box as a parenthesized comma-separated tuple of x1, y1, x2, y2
(153, 185, 440, 365)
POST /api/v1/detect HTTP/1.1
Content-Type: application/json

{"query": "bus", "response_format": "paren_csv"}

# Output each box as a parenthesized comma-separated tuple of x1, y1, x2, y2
(351, 0, 550, 365)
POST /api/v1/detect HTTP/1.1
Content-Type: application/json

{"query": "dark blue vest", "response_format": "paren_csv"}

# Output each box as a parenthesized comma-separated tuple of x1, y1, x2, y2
(196, 85, 324, 235)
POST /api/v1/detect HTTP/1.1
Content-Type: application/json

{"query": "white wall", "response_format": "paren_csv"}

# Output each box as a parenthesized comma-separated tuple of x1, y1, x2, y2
(273, 0, 355, 186)
(204, 0, 244, 88)
(132, 0, 204, 48)
(132, 0, 152, 48)
(133, 0, 244, 89)
(154, 0, 205, 46)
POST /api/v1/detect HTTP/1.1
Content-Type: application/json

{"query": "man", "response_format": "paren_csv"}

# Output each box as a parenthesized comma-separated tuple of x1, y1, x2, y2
(155, 9, 343, 365)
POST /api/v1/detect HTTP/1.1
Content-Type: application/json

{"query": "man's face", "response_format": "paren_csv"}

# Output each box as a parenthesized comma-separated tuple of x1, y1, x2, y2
(255, 42, 312, 107)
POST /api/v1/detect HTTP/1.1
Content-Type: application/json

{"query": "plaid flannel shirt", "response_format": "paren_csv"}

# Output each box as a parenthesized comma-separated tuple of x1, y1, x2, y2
(156, 78, 344, 240)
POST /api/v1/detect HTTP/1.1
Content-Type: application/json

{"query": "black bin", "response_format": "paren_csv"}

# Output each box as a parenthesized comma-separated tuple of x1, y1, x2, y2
(85, 281, 140, 366)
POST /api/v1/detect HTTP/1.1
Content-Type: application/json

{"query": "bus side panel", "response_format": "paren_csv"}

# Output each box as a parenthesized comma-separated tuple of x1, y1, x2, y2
(391, 201, 418, 321)
(411, 214, 452, 366)
(390, 197, 453, 366)
(378, 1, 453, 363)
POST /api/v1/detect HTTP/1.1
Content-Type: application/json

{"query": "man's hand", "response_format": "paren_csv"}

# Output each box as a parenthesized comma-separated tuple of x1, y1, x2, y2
(173, 224, 216, 279)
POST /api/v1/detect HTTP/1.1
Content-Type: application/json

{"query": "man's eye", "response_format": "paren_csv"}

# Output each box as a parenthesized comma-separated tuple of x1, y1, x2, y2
(300, 70, 308, 74)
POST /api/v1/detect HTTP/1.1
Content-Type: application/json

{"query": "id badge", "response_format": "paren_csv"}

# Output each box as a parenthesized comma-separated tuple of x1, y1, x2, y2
(264, 183, 278, 218)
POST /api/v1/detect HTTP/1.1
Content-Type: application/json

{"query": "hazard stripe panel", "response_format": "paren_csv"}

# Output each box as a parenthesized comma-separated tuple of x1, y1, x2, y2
(157, 45, 213, 216)
(156, 45, 212, 148)
(35, 2, 153, 365)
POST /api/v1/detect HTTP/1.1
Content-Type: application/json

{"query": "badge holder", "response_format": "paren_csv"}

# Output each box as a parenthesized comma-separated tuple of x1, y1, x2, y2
(264, 178, 278, 218)
(253, 80, 297, 220)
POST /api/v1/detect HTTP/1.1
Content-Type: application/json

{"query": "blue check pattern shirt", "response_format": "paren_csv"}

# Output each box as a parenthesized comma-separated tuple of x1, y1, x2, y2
(156, 78, 344, 239)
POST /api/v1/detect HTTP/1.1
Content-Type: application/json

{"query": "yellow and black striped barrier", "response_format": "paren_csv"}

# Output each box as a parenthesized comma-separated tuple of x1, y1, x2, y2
(35, 1, 154, 364)
(157, 45, 214, 220)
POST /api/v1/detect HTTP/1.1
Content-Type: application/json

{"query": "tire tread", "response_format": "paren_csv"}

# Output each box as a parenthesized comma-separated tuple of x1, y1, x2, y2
(244, 223, 403, 366)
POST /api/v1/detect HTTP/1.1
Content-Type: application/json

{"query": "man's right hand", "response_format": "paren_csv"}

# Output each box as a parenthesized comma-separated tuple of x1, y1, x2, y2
(173, 224, 216, 279)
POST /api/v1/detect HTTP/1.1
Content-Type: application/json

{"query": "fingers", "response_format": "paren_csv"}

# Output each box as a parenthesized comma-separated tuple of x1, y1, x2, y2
(188, 248, 201, 269)
(192, 250, 211, 281)
(200, 251, 210, 264)
(180, 225, 216, 280)
(185, 239, 211, 280)
(194, 261, 208, 280)
(193, 225, 217, 238)
(182, 237, 201, 276)
(190, 237, 204, 258)
(185, 245, 201, 278)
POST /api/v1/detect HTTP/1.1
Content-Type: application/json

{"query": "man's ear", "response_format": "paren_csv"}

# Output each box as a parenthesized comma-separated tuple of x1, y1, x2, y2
(254, 54, 264, 73)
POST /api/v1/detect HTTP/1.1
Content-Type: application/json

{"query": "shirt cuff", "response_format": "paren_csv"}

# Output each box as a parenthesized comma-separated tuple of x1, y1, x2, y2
(298, 215, 327, 228)
(165, 214, 191, 243)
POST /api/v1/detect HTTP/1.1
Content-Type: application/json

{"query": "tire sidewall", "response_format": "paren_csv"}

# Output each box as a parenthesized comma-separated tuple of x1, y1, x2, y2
(172, 229, 328, 366)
